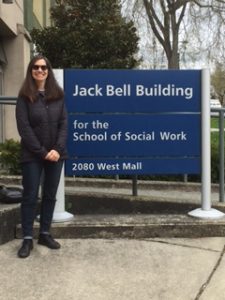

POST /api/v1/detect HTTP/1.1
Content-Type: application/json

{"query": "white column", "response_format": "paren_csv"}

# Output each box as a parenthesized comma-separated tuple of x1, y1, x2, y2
(52, 69, 74, 222)
(188, 69, 224, 219)
(52, 164, 74, 222)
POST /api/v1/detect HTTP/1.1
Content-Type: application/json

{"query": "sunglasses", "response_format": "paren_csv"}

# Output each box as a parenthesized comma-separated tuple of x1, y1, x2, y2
(32, 65, 48, 71)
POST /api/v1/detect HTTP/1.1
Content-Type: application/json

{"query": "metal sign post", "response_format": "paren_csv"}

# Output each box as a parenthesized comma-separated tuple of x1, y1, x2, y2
(52, 69, 74, 222)
(188, 69, 224, 219)
(53, 163, 74, 222)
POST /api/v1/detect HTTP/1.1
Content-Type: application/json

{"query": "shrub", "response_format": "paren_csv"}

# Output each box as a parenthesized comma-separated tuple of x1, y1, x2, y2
(211, 132, 220, 183)
(0, 139, 21, 175)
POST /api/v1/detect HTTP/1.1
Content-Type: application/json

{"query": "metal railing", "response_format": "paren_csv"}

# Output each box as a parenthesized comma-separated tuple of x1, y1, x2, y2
(0, 96, 17, 105)
(0, 96, 225, 201)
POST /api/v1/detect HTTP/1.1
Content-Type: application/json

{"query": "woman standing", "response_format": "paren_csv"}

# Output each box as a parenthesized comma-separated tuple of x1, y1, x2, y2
(16, 54, 67, 258)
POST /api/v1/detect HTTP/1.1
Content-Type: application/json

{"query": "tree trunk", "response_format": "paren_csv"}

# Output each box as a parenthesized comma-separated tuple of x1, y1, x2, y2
(163, 41, 180, 69)
(167, 49, 180, 69)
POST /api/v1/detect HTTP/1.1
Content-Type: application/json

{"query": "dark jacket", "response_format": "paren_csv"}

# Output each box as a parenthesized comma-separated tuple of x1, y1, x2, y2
(16, 92, 68, 163)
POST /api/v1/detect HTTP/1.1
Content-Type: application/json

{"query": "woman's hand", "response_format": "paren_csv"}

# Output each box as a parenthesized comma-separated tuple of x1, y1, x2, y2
(45, 150, 60, 162)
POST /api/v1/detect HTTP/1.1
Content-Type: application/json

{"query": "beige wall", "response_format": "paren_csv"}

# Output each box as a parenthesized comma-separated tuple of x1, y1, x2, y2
(45, 0, 52, 27)
(33, 0, 43, 26)
(0, 0, 54, 141)
(0, 0, 24, 35)
(3, 25, 31, 141)
(33, 0, 53, 27)
(0, 1, 31, 141)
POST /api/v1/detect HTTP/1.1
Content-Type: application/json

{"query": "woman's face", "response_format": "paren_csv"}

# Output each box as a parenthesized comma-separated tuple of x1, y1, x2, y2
(31, 58, 48, 87)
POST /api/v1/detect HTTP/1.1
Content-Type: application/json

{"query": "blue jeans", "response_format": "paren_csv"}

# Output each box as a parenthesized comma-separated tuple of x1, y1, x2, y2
(21, 160, 64, 238)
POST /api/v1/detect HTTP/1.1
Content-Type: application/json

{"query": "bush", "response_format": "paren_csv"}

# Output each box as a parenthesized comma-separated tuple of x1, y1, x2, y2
(0, 139, 21, 175)
(211, 132, 220, 183)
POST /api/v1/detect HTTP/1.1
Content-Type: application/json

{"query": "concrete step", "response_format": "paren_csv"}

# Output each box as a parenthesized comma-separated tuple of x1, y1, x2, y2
(0, 203, 20, 245)
(1, 177, 225, 243)
(65, 191, 225, 215)
(16, 214, 225, 239)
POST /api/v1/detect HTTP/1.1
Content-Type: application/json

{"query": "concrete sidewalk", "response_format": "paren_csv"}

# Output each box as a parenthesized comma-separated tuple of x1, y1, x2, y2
(0, 237, 225, 300)
(1, 178, 225, 299)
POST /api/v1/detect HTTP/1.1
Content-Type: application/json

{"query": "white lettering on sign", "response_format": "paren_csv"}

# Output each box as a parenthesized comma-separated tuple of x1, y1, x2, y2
(73, 131, 108, 141)
(72, 163, 95, 171)
(160, 131, 187, 141)
(125, 131, 155, 141)
(73, 120, 89, 129)
(136, 84, 193, 99)
(97, 163, 120, 170)
(106, 84, 131, 96)
(71, 161, 144, 172)
(72, 83, 193, 99)
(73, 84, 103, 96)
(122, 162, 142, 170)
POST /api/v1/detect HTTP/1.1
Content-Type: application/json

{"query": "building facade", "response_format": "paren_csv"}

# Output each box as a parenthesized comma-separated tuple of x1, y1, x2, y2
(0, 0, 54, 142)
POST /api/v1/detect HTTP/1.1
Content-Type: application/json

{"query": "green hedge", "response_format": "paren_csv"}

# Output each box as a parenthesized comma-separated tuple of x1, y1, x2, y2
(211, 132, 220, 183)
(0, 139, 21, 175)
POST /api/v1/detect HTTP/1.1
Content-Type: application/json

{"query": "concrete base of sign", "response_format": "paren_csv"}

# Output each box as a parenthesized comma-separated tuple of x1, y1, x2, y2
(36, 212, 74, 223)
(188, 208, 225, 219)
(52, 211, 74, 223)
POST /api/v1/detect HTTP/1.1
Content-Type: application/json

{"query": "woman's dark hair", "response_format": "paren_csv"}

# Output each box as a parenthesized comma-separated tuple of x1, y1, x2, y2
(18, 54, 64, 102)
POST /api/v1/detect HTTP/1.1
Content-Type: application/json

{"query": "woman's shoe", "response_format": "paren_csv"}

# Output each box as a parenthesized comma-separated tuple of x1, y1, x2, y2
(17, 239, 33, 258)
(38, 234, 61, 249)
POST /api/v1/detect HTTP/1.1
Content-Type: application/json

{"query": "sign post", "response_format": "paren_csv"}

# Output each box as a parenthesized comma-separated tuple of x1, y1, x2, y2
(188, 69, 224, 219)
(52, 69, 74, 222)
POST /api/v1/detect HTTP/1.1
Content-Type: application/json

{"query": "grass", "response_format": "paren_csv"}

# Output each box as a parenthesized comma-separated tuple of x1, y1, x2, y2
(211, 117, 219, 128)
(211, 116, 225, 129)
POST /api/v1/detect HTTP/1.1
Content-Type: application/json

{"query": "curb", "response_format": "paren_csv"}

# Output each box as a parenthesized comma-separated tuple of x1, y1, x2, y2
(16, 214, 225, 239)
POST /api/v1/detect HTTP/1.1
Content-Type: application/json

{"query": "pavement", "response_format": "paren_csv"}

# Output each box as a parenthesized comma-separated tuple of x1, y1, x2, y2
(1, 177, 225, 299)
(0, 237, 225, 300)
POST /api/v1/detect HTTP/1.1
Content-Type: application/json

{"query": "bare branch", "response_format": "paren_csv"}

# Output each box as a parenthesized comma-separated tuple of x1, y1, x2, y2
(124, 0, 225, 68)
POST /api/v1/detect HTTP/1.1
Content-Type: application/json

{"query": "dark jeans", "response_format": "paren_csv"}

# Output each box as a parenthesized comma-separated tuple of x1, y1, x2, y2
(21, 160, 64, 238)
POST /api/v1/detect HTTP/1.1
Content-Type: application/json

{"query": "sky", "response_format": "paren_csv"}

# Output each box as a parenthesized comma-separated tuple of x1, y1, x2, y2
(120, 0, 225, 71)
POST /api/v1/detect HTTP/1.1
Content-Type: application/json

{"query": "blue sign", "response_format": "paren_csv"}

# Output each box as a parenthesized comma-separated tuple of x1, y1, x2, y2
(65, 158, 200, 176)
(67, 114, 200, 157)
(65, 69, 201, 113)
(64, 69, 201, 175)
